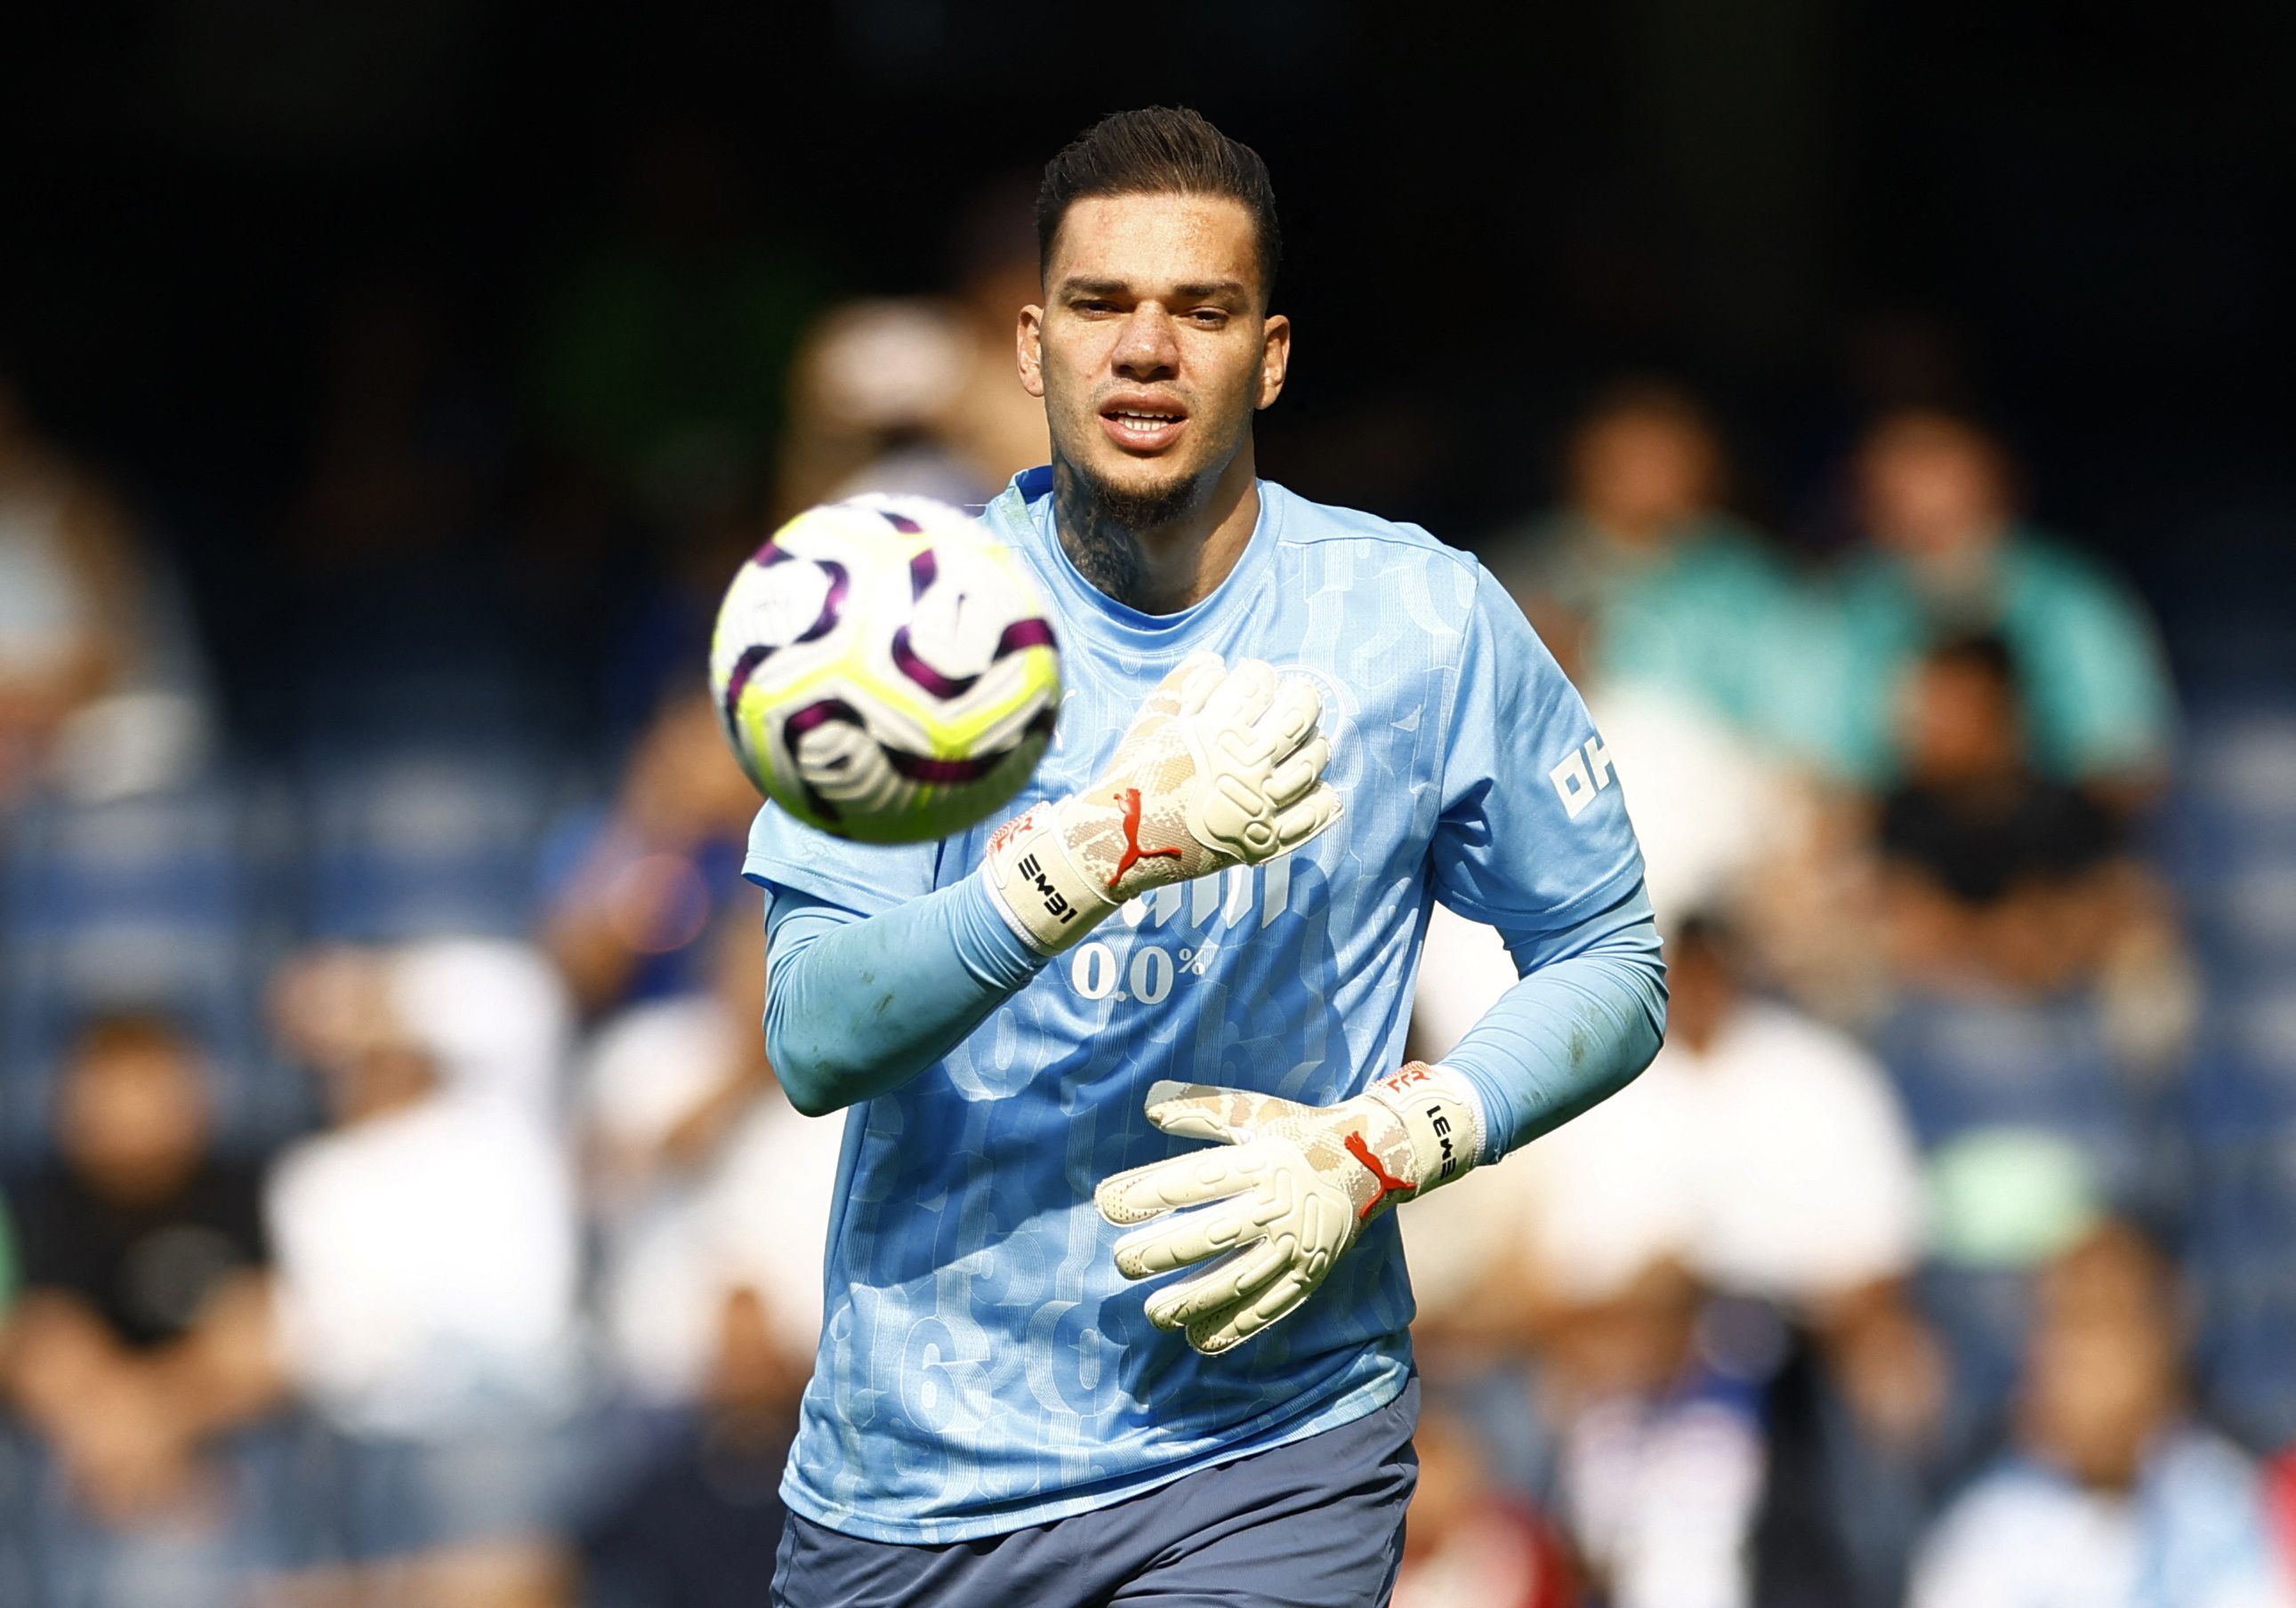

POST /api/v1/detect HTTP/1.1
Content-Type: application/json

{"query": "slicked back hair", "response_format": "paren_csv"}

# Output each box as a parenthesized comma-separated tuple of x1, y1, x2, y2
(1036, 107, 1281, 306)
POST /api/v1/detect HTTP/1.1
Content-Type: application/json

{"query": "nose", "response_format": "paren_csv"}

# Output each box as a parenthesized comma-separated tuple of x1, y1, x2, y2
(1109, 303, 1180, 381)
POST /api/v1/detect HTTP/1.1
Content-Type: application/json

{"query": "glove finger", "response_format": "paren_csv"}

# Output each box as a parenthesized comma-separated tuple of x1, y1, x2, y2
(1188, 1264, 1322, 1355)
(1111, 1195, 1265, 1279)
(1169, 650, 1229, 716)
(1251, 676, 1325, 759)
(1269, 785, 1344, 852)
(1265, 735, 1332, 808)
(1141, 1239, 1291, 1331)
(1095, 1146, 1265, 1227)
(1200, 656, 1277, 733)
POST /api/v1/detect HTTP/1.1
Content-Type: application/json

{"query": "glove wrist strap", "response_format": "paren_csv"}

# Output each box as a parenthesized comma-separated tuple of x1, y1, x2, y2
(983, 802, 1118, 954)
(1363, 1062, 1484, 1197)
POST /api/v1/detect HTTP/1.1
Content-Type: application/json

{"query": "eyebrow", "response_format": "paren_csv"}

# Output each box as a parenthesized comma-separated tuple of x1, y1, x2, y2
(1059, 277, 1253, 302)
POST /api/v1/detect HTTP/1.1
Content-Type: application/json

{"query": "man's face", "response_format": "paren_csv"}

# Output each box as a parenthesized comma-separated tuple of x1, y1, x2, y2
(1019, 193, 1288, 513)
(1858, 418, 2010, 559)
(60, 1044, 208, 1202)
(1573, 412, 1717, 535)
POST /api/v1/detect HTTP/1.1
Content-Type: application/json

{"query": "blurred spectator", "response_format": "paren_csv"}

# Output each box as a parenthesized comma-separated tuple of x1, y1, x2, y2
(1878, 633, 2197, 1069)
(263, 940, 582, 1604)
(1410, 918, 1944, 1605)
(542, 685, 761, 1017)
(581, 910, 769, 1223)
(1819, 408, 2174, 796)
(1478, 382, 1813, 937)
(1881, 633, 2121, 984)
(1413, 919, 1933, 1395)
(1390, 1404, 1574, 1608)
(1868, 636, 2197, 1415)
(528, 128, 826, 739)
(0, 1014, 284, 1594)
(0, 380, 211, 807)
(1541, 1263, 1767, 1608)
(1908, 1223, 2296, 1608)
(578, 1285, 803, 1608)
(773, 179, 1048, 519)
(1494, 381, 1808, 743)
(576, 900, 835, 1603)
(583, 902, 839, 1407)
(773, 298, 994, 511)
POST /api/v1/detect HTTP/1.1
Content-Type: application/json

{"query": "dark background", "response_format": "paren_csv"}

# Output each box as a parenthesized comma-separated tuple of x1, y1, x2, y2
(4, 0, 2292, 736)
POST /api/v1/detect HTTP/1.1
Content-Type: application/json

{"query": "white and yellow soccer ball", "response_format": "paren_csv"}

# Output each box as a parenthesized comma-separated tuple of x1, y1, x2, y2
(710, 494, 1061, 844)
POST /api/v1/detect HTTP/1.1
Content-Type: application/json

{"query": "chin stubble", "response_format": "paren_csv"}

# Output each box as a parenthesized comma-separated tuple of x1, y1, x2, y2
(1051, 455, 1204, 611)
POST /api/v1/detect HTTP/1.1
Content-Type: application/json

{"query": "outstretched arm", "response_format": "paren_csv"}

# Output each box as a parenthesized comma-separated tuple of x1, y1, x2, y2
(1443, 880, 1667, 1163)
(762, 877, 1043, 1118)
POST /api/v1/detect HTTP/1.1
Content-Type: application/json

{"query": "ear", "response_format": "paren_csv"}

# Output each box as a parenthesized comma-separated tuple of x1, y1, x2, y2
(1017, 304, 1047, 400)
(1255, 313, 1291, 411)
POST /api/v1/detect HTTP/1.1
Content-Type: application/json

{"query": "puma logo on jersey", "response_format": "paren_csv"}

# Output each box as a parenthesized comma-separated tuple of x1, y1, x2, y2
(1549, 736, 1615, 821)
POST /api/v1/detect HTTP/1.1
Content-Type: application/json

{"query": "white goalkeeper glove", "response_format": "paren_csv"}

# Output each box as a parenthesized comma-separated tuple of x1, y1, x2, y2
(1094, 1063, 1486, 1355)
(982, 651, 1341, 954)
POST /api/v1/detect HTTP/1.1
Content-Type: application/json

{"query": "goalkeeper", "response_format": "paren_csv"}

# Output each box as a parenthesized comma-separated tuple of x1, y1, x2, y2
(749, 107, 1665, 1608)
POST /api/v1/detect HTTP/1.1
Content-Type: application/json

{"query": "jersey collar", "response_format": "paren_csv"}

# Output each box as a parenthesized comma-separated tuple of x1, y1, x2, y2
(984, 465, 1282, 662)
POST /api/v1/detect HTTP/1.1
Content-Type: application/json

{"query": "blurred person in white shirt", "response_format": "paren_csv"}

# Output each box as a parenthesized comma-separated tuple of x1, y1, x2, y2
(1411, 915, 1930, 1339)
(1407, 914, 1944, 1607)
(263, 938, 583, 1607)
(581, 907, 842, 1410)
(1910, 1222, 2295, 1608)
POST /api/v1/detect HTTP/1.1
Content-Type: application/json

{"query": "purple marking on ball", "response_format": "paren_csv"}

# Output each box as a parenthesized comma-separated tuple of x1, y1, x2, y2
(721, 644, 769, 728)
(796, 560, 848, 644)
(881, 510, 925, 534)
(908, 549, 938, 598)
(779, 698, 869, 824)
(721, 559, 848, 719)
(890, 627, 979, 700)
(995, 618, 1057, 658)
(783, 697, 863, 742)
(752, 538, 790, 567)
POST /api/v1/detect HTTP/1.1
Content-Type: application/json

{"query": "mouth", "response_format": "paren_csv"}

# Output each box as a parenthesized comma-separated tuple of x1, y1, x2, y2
(1097, 398, 1188, 454)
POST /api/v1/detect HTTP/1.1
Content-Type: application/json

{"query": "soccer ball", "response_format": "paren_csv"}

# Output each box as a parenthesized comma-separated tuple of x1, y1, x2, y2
(710, 494, 1061, 844)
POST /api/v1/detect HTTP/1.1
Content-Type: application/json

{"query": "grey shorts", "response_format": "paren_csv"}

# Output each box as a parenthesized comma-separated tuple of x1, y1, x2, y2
(772, 1375, 1420, 1608)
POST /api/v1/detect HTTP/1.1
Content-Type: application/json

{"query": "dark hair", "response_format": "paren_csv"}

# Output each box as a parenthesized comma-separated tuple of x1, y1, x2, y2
(68, 1010, 194, 1066)
(1573, 376, 1717, 438)
(1036, 107, 1281, 302)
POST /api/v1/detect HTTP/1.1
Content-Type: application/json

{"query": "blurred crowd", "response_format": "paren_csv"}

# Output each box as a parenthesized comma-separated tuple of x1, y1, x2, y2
(1401, 386, 2292, 1608)
(0, 136, 2287, 1608)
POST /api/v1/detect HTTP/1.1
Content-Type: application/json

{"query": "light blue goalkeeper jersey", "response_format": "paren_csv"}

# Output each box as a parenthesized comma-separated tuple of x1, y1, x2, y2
(743, 468, 1646, 1544)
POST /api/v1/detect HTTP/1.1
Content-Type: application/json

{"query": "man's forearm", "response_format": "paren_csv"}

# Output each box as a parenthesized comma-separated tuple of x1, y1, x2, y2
(764, 877, 1047, 1116)
(1439, 886, 1668, 1162)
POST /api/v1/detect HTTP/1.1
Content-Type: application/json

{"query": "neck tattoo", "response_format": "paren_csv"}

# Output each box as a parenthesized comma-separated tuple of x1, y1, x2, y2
(1052, 454, 1202, 613)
